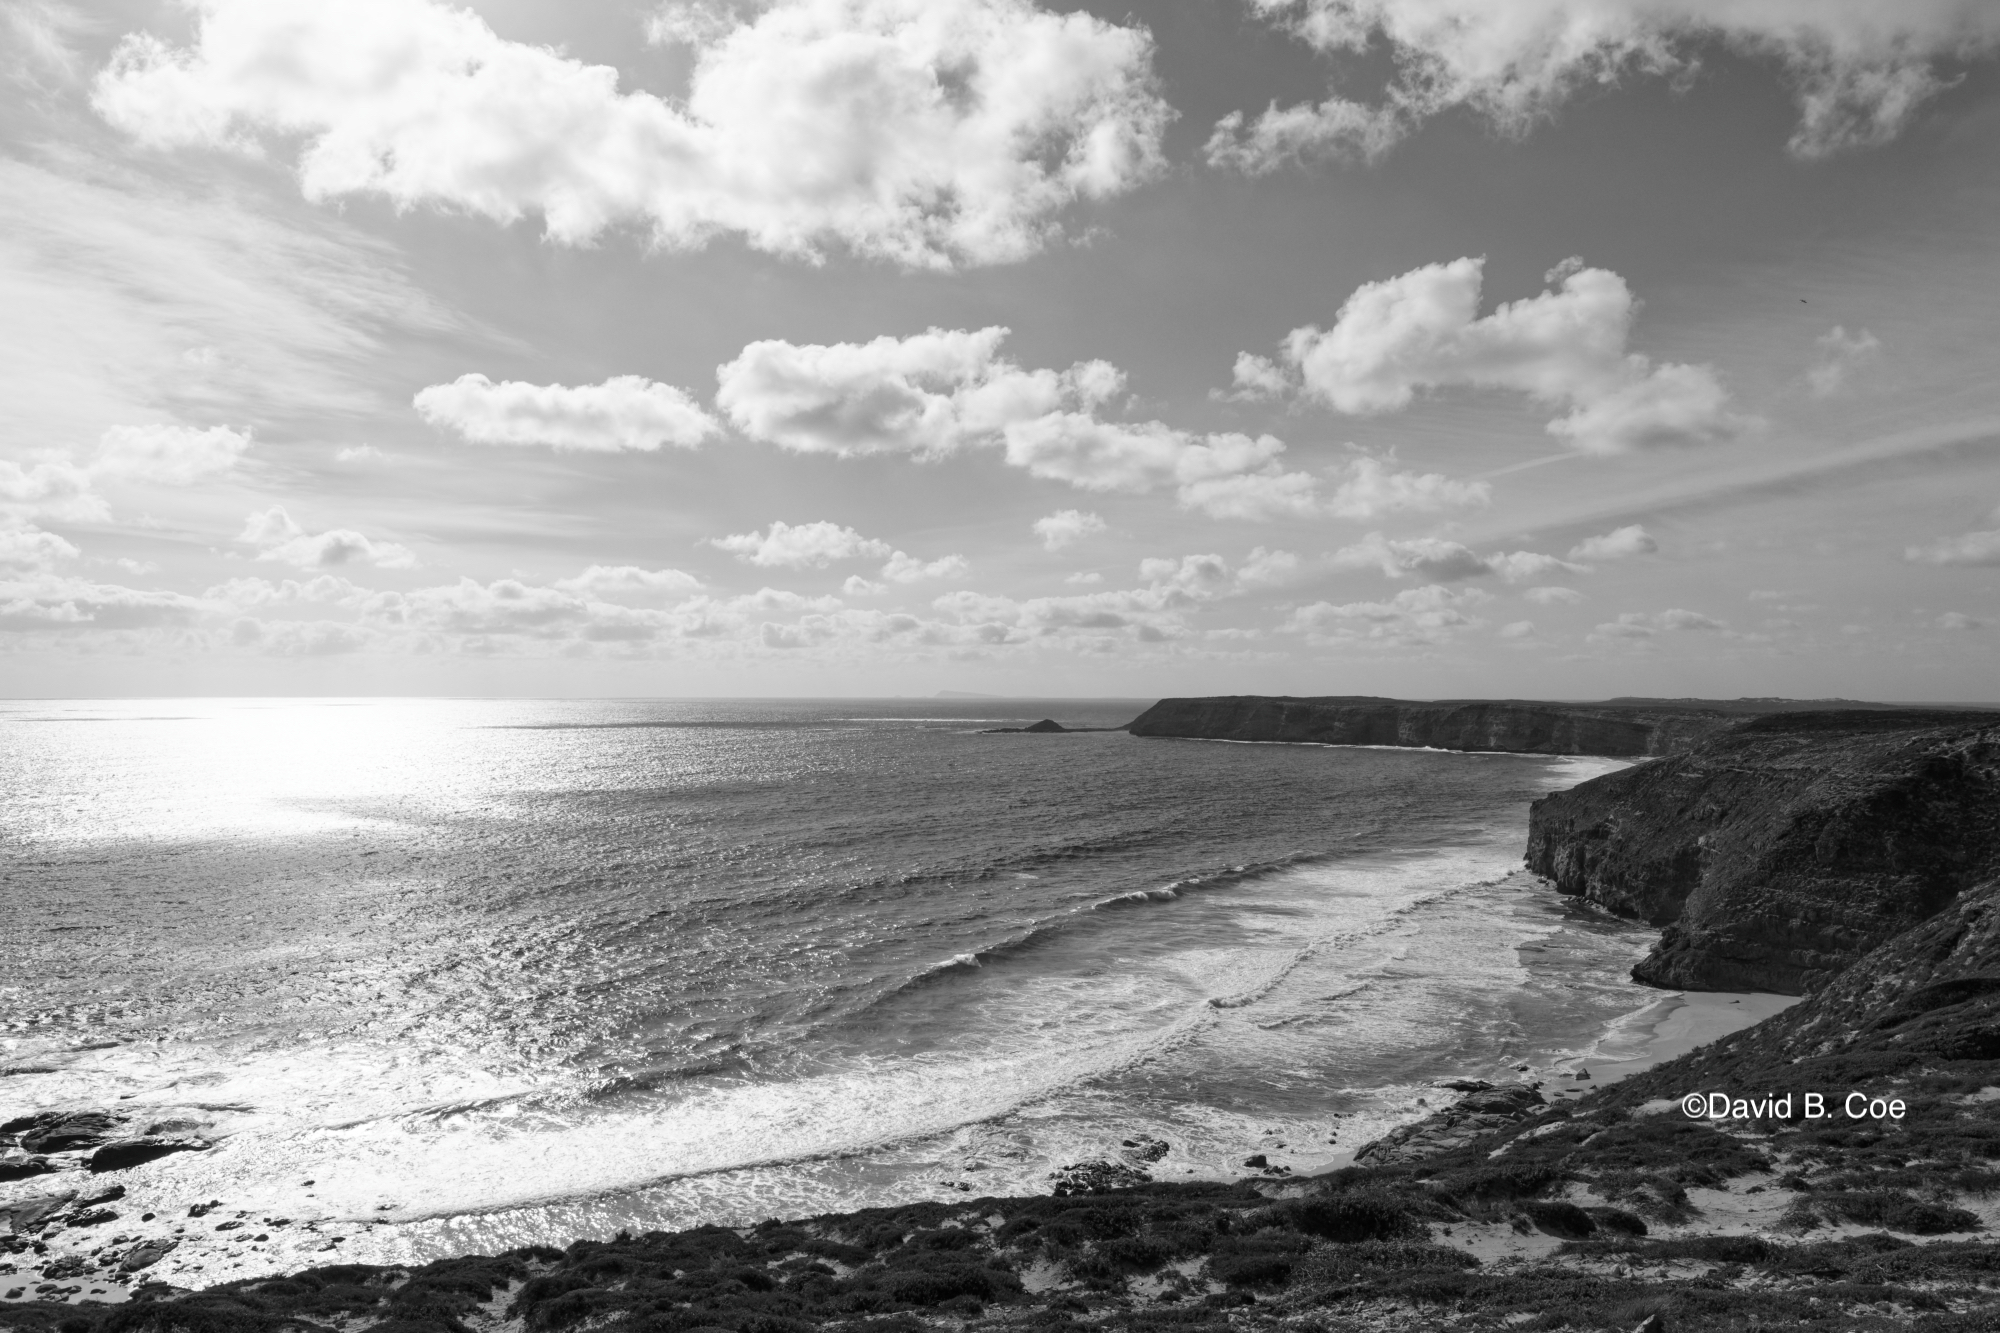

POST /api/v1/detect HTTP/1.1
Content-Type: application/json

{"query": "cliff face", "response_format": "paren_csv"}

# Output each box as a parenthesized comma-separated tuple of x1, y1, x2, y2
(1602, 871, 2000, 1107)
(1526, 711, 2000, 994)
(1126, 695, 1735, 757)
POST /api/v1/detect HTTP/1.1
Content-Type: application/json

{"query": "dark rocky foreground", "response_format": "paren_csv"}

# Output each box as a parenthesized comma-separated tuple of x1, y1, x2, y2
(12, 708, 2000, 1332)
(1125, 696, 1840, 758)
(1528, 711, 2000, 994)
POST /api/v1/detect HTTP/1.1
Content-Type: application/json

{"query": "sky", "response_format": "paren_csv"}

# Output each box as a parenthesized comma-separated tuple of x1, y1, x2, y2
(3, 0, 1999, 700)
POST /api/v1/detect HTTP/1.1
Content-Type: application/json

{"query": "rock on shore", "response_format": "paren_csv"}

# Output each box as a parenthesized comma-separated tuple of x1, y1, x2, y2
(1526, 710, 2000, 993)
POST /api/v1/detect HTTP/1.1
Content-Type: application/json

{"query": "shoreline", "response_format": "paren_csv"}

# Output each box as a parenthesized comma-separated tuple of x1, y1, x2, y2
(1571, 991, 1802, 1089)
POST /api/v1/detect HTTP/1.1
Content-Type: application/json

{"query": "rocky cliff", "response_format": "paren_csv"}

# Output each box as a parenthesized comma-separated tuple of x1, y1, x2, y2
(1126, 695, 1741, 757)
(1526, 711, 2000, 994)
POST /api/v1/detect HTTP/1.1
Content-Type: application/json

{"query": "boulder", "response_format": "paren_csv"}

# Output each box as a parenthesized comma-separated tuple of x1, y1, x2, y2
(20, 1112, 122, 1155)
(88, 1138, 210, 1173)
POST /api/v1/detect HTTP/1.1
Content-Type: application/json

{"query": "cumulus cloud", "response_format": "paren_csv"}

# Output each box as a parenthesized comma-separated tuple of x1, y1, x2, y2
(718, 327, 1329, 517)
(881, 552, 970, 583)
(1567, 524, 1657, 560)
(1807, 325, 1882, 397)
(1240, 258, 1748, 453)
(1033, 509, 1107, 550)
(1, 422, 252, 528)
(1937, 611, 1984, 630)
(1333, 532, 1581, 582)
(1333, 534, 1491, 582)
(1323, 455, 1491, 519)
(1209, 0, 2000, 171)
(1523, 585, 1583, 605)
(1498, 619, 1536, 639)
(712, 519, 964, 582)
(94, 423, 251, 483)
(1590, 607, 1725, 640)
(553, 565, 704, 599)
(0, 527, 80, 572)
(208, 574, 369, 609)
(92, 0, 1170, 269)
(238, 506, 418, 570)
(712, 520, 894, 567)
(930, 548, 1291, 644)
(1905, 525, 2000, 567)
(1284, 583, 1491, 647)
(0, 573, 208, 632)
(414, 374, 718, 451)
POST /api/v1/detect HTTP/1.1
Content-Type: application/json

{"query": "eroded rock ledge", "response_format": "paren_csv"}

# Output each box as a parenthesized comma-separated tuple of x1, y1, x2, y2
(1527, 710, 2000, 994)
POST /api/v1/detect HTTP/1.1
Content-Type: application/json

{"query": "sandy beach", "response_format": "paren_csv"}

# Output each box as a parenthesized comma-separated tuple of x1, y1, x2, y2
(1576, 990, 1801, 1087)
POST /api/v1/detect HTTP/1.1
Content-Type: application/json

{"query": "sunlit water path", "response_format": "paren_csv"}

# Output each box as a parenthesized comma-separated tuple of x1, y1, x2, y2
(1, 697, 1658, 1283)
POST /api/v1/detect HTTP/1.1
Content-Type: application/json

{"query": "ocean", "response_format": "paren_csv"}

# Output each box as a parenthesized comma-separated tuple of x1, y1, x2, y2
(1, 697, 1665, 1284)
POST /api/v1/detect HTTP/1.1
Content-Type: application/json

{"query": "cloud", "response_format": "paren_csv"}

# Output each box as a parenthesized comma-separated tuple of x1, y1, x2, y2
(1284, 583, 1491, 647)
(1033, 509, 1107, 551)
(1209, 1, 2000, 170)
(1590, 607, 1725, 640)
(1236, 546, 1303, 588)
(94, 423, 250, 483)
(1523, 585, 1583, 605)
(93, 0, 1170, 269)
(1485, 550, 1583, 582)
(1906, 528, 2000, 566)
(1334, 533, 1491, 581)
(415, 375, 718, 452)
(1333, 532, 1581, 582)
(0, 422, 252, 528)
(1242, 258, 1748, 453)
(1937, 611, 1984, 630)
(718, 327, 1329, 518)
(0, 573, 208, 632)
(1808, 325, 1882, 397)
(0, 527, 80, 572)
(1567, 524, 1657, 560)
(0, 153, 455, 456)
(239, 506, 418, 570)
(715, 327, 1063, 456)
(1322, 455, 1491, 520)
(553, 565, 704, 599)
(207, 574, 370, 608)
(712, 520, 893, 568)
(929, 549, 1289, 644)
(1499, 619, 1536, 639)
(881, 552, 969, 583)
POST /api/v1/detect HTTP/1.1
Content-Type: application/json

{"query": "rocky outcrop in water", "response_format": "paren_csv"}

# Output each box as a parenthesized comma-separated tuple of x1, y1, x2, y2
(1526, 711, 2000, 994)
(1127, 696, 1746, 757)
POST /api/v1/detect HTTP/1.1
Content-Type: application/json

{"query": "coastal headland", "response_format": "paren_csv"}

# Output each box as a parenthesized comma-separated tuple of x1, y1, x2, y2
(9, 700, 2000, 1333)
(1123, 694, 1892, 757)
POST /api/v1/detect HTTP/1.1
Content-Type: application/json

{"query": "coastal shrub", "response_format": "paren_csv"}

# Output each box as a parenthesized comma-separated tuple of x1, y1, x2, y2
(880, 1263, 1009, 1305)
(1290, 1240, 1477, 1288)
(1571, 1119, 1770, 1184)
(1284, 1190, 1426, 1244)
(1584, 1206, 1647, 1237)
(1516, 1201, 1595, 1240)
(1204, 1231, 1310, 1289)
(1800, 1190, 1982, 1235)
(1431, 1162, 1563, 1201)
